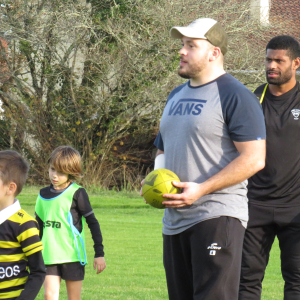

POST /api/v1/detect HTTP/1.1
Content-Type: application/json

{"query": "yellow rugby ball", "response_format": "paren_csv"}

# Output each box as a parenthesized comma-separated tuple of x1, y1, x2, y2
(142, 168, 181, 209)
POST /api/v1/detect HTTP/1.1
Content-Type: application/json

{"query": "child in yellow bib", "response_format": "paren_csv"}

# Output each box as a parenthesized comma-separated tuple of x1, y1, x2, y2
(35, 146, 106, 300)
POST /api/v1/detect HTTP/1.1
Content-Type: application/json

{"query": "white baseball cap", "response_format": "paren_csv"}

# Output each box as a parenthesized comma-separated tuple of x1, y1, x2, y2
(170, 18, 228, 55)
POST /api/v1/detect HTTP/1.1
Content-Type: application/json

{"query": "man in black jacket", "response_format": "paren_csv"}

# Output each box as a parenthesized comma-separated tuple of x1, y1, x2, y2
(239, 35, 300, 300)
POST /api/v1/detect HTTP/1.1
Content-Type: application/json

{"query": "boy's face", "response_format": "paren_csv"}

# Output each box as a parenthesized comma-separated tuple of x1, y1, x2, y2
(49, 166, 69, 190)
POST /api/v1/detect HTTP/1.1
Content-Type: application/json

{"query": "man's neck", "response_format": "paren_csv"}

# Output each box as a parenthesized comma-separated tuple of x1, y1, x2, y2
(268, 78, 297, 96)
(190, 67, 225, 87)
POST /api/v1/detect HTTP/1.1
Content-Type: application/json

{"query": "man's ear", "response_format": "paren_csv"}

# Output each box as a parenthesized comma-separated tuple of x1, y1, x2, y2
(7, 182, 17, 196)
(209, 47, 221, 61)
(293, 57, 300, 70)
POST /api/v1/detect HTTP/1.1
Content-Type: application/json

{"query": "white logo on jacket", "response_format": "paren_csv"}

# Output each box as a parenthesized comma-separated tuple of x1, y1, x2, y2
(291, 109, 300, 120)
(207, 243, 222, 256)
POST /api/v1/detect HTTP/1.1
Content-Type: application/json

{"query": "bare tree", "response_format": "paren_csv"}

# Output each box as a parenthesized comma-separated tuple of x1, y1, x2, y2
(0, 0, 284, 187)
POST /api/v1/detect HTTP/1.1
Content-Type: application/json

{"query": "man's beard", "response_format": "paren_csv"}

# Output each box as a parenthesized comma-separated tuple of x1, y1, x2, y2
(178, 57, 208, 79)
(178, 68, 192, 79)
(266, 68, 293, 85)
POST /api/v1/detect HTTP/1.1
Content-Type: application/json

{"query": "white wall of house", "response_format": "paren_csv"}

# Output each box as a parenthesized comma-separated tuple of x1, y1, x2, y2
(0, 99, 4, 120)
(251, 0, 270, 24)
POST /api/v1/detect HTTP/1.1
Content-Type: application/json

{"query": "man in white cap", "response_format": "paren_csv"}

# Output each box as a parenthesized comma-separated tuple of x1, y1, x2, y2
(149, 18, 266, 299)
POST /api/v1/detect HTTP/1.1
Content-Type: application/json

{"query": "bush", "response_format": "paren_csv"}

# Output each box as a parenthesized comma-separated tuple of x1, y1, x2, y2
(0, 0, 283, 188)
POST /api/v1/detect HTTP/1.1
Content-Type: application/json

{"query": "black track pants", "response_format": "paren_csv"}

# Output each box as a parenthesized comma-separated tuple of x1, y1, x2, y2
(163, 216, 245, 300)
(239, 203, 300, 300)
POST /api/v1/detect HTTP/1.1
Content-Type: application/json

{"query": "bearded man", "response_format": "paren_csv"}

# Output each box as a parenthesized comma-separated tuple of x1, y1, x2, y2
(143, 18, 266, 300)
(239, 35, 300, 300)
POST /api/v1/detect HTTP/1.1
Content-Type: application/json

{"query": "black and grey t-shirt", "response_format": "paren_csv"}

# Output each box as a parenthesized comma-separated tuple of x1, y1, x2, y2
(154, 73, 266, 235)
(248, 82, 300, 207)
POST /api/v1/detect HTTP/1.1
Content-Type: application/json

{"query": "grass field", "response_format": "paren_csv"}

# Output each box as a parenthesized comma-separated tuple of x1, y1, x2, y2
(18, 186, 283, 299)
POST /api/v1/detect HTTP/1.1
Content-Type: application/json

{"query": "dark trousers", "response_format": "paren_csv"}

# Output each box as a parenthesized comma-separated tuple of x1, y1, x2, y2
(239, 203, 300, 300)
(163, 217, 245, 300)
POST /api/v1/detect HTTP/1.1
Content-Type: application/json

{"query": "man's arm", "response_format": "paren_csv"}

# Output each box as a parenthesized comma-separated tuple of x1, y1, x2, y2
(156, 149, 164, 157)
(162, 139, 266, 208)
(140, 149, 165, 199)
(154, 149, 165, 169)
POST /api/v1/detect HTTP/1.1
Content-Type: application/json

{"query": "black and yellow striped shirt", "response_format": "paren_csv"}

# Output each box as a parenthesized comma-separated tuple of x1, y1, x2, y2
(0, 201, 43, 300)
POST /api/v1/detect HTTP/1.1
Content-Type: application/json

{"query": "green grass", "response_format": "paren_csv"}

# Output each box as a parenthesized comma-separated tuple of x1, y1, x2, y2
(262, 238, 284, 299)
(17, 186, 283, 299)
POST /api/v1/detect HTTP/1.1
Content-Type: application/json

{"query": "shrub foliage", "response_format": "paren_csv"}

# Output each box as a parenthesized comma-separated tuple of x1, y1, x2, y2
(0, 0, 281, 188)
